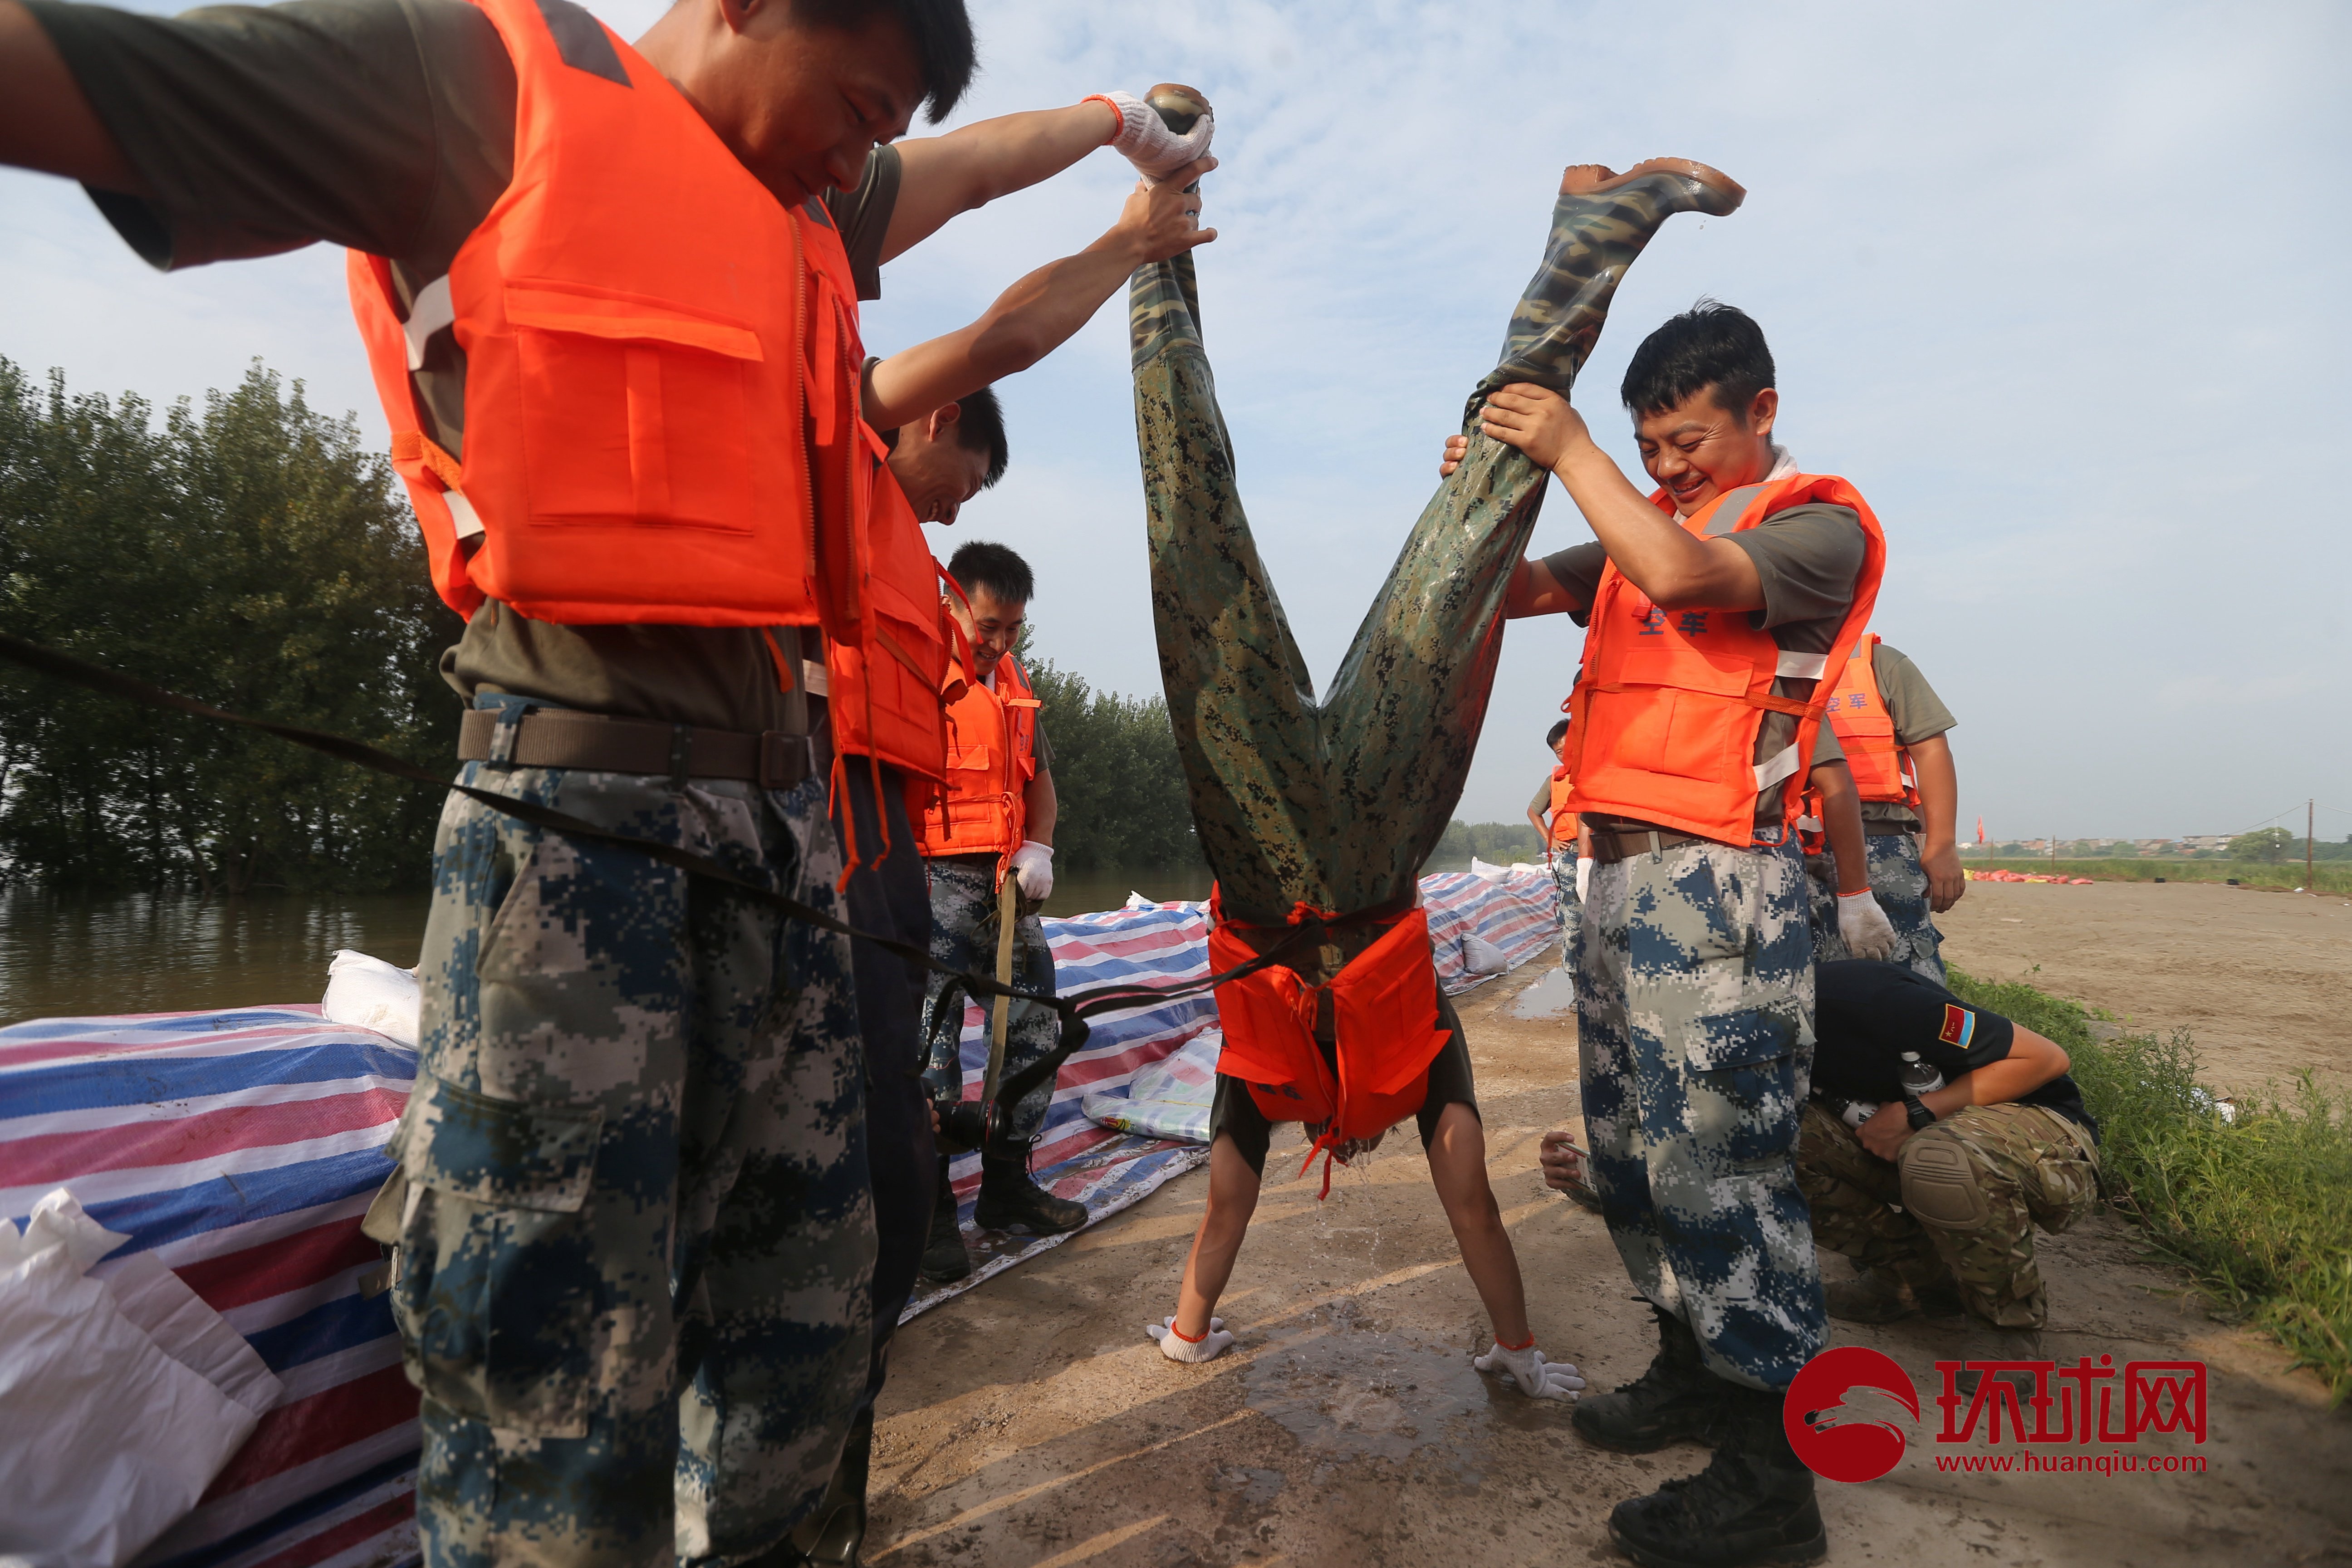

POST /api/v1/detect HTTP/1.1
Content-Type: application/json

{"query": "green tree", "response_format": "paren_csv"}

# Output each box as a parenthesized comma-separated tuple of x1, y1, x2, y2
(1024, 656, 1198, 870)
(0, 359, 462, 892)
(2228, 827, 2298, 864)
(1432, 820, 1545, 864)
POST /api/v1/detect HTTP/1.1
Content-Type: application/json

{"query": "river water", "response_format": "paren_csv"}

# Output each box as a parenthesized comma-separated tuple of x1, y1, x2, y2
(0, 865, 1219, 1027)
(0, 857, 1510, 1027)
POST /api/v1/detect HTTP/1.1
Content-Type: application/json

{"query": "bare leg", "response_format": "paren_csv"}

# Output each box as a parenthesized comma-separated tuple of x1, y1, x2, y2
(1425, 1102, 1531, 1346)
(1171, 1133, 1263, 1338)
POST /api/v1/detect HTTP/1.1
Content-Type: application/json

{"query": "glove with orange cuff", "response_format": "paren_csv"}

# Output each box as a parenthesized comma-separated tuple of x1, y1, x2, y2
(1086, 89, 1214, 183)
(1146, 1314, 1234, 1364)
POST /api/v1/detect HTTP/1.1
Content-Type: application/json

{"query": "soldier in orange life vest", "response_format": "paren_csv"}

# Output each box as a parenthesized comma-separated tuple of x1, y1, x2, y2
(0, 0, 1219, 1556)
(1525, 714, 1590, 969)
(1446, 301, 1881, 1567)
(1797, 637, 1965, 980)
(795, 130, 1218, 1556)
(911, 540, 1087, 1279)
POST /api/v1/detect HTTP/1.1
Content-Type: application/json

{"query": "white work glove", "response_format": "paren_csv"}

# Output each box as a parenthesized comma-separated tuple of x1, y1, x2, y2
(1011, 840, 1055, 901)
(1092, 88, 1214, 182)
(1575, 856, 1594, 904)
(1838, 889, 1898, 961)
(1147, 1314, 1234, 1364)
(1474, 1339, 1587, 1401)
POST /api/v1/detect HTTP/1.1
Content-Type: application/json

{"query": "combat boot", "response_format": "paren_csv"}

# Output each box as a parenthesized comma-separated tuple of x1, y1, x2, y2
(1608, 1382, 1827, 1568)
(918, 1156, 971, 1284)
(1952, 1321, 2045, 1399)
(973, 1131, 1088, 1235)
(1823, 1266, 1964, 1324)
(1573, 1302, 1732, 1452)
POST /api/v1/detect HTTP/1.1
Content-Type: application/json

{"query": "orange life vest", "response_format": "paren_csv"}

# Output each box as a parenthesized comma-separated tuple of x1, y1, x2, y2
(1565, 473, 1886, 846)
(1823, 634, 1917, 808)
(345, 0, 862, 628)
(1795, 632, 1919, 855)
(915, 652, 1039, 878)
(1207, 891, 1451, 1183)
(822, 433, 960, 782)
(1545, 767, 1581, 849)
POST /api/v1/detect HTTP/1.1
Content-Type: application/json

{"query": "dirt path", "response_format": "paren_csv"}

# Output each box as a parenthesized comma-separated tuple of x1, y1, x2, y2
(868, 946, 2352, 1568)
(1936, 878, 2352, 1094)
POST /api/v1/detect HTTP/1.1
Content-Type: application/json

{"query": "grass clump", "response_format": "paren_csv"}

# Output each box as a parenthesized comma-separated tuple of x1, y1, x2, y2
(1948, 965, 2352, 1404)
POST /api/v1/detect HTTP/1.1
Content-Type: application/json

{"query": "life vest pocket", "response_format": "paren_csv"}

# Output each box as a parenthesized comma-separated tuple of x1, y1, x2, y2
(505, 283, 760, 534)
(1592, 687, 1753, 786)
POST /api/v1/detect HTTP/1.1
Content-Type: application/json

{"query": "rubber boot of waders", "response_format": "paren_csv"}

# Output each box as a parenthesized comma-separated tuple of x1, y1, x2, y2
(1573, 1302, 1734, 1452)
(973, 1130, 1088, 1235)
(919, 1154, 971, 1284)
(1608, 1380, 1827, 1568)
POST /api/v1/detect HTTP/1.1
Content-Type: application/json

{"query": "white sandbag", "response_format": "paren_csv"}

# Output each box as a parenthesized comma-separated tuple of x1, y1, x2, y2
(1468, 857, 1512, 880)
(321, 949, 420, 1046)
(1460, 934, 1512, 975)
(0, 1191, 283, 1568)
(1083, 1028, 1221, 1143)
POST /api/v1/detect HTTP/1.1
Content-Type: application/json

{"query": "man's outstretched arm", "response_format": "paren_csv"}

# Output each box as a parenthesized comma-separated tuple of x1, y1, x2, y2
(0, 0, 141, 191)
(885, 90, 1210, 262)
(863, 158, 1215, 431)
(884, 102, 1116, 261)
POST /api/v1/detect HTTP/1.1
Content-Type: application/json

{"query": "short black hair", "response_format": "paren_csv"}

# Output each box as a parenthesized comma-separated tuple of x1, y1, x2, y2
(1620, 299, 1775, 420)
(946, 539, 1033, 606)
(1545, 717, 1570, 750)
(792, 0, 976, 124)
(952, 385, 1008, 487)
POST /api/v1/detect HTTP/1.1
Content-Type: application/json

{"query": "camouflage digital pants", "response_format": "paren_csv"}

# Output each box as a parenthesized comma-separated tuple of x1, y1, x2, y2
(394, 715, 874, 1568)
(1576, 838, 1825, 1391)
(1549, 852, 1583, 966)
(1805, 831, 1944, 980)
(919, 856, 1060, 1141)
(1797, 1100, 2099, 1329)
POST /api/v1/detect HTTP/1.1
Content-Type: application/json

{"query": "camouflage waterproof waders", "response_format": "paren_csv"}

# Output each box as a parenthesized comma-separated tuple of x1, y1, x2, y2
(1797, 1100, 2099, 1329)
(919, 857, 1060, 1140)
(391, 697, 874, 1567)
(1576, 839, 1828, 1390)
(1128, 161, 1741, 969)
(1806, 832, 1944, 980)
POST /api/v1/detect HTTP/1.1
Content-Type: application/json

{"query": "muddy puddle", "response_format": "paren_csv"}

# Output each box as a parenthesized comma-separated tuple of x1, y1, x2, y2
(1508, 966, 1576, 1019)
(1240, 1299, 1556, 1487)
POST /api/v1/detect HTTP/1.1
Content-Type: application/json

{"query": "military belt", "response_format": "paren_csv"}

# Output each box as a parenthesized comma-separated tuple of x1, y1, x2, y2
(1587, 824, 1714, 864)
(457, 706, 814, 790)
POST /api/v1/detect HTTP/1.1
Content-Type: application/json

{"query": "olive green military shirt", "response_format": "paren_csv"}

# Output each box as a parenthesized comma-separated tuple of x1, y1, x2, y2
(1854, 643, 1955, 833)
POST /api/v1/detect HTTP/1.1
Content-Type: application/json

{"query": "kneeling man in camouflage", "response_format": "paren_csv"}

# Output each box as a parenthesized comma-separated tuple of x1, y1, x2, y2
(1797, 959, 2102, 1387)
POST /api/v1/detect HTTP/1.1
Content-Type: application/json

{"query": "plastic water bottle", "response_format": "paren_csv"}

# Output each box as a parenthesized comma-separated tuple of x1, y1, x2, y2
(1898, 1052, 1944, 1131)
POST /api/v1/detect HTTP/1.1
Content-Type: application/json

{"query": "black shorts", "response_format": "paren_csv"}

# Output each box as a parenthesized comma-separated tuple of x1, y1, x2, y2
(1210, 990, 1479, 1178)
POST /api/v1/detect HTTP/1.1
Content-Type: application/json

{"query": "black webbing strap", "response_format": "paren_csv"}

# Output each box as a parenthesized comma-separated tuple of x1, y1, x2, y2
(0, 631, 1337, 1036)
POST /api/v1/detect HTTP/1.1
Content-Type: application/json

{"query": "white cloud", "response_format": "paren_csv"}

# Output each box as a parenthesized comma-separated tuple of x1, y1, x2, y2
(4, 0, 2346, 844)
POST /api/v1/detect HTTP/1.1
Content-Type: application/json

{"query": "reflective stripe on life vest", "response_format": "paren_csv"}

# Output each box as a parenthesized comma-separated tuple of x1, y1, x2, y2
(1564, 473, 1887, 847)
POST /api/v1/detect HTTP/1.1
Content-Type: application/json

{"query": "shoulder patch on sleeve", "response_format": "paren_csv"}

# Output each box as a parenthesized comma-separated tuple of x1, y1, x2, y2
(1939, 1003, 1975, 1049)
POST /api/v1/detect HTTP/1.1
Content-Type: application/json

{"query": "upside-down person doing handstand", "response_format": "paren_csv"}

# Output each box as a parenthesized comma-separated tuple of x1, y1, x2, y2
(1126, 121, 1744, 1397)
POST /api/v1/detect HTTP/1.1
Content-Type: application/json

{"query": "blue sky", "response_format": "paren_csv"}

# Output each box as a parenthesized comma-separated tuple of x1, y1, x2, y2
(3, 0, 2347, 841)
